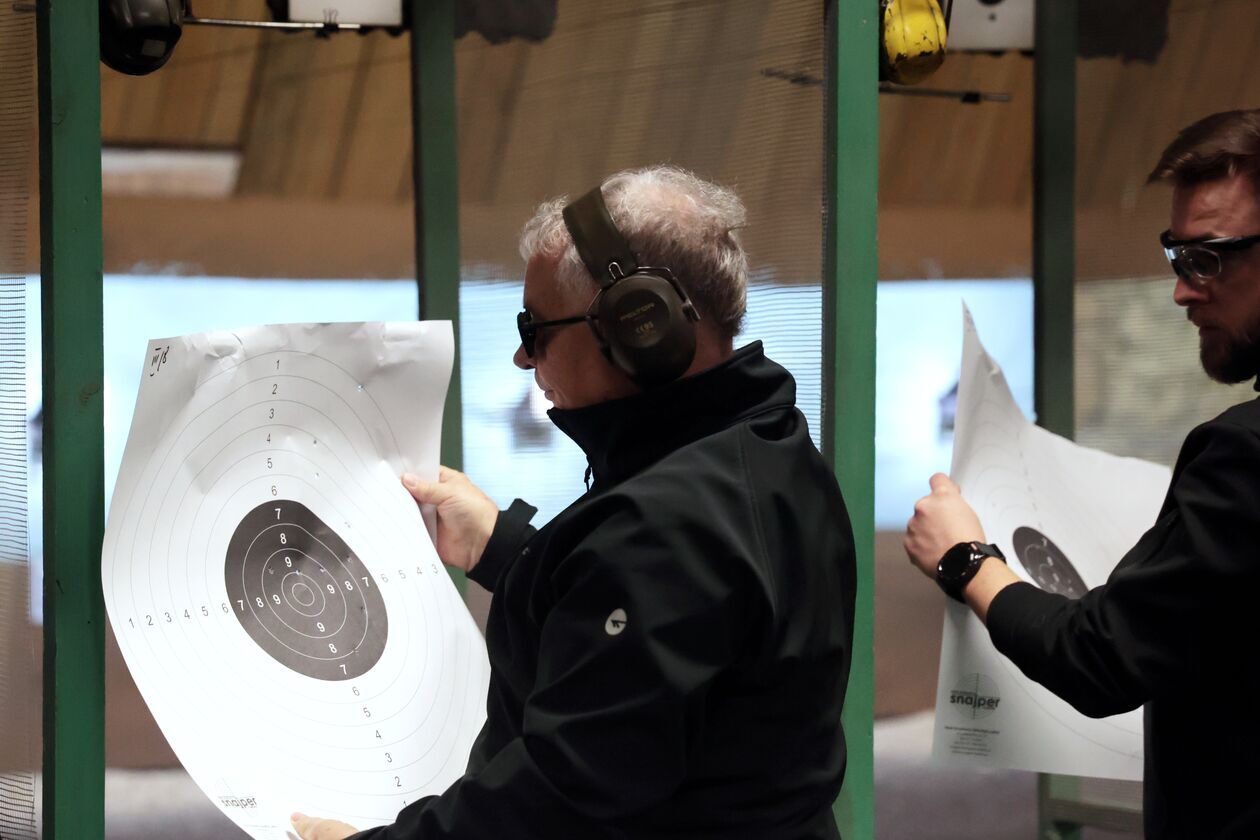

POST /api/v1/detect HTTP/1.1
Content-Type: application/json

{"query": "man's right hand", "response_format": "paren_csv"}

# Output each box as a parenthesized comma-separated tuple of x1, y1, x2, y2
(402, 466, 498, 574)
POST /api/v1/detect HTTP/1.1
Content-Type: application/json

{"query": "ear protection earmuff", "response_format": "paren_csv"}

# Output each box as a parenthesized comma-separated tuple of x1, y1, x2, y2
(561, 186, 700, 388)
(100, 0, 184, 76)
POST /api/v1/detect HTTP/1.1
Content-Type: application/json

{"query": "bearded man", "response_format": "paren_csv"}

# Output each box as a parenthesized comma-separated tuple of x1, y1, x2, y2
(905, 109, 1260, 839)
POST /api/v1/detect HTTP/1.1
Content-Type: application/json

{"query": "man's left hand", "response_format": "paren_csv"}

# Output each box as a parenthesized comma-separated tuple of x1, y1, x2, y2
(904, 472, 986, 577)
(290, 812, 357, 840)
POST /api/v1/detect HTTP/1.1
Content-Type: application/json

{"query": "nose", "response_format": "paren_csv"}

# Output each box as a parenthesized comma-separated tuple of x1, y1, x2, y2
(1172, 273, 1209, 308)
(513, 343, 533, 370)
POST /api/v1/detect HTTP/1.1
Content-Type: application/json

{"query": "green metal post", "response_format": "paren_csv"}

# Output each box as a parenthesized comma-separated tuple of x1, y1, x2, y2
(823, 1, 878, 837)
(1034, 0, 1079, 838)
(1033, 0, 1076, 440)
(409, 0, 464, 592)
(37, 0, 106, 837)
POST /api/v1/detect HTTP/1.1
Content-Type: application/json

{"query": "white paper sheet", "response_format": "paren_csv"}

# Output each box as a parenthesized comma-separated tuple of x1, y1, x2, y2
(287, 0, 402, 26)
(932, 308, 1170, 780)
(101, 322, 490, 839)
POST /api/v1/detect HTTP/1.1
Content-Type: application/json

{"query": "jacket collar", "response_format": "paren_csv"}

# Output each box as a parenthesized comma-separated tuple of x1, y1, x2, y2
(547, 341, 796, 488)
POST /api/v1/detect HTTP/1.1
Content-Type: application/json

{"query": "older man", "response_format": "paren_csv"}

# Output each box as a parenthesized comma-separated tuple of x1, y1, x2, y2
(295, 166, 856, 839)
(905, 109, 1260, 838)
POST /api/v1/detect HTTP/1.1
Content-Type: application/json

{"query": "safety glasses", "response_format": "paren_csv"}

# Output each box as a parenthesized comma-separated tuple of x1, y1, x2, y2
(1160, 229, 1260, 286)
(516, 309, 597, 358)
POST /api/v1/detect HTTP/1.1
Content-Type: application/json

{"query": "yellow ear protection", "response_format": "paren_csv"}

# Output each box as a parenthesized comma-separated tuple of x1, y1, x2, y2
(561, 186, 700, 388)
(879, 0, 948, 86)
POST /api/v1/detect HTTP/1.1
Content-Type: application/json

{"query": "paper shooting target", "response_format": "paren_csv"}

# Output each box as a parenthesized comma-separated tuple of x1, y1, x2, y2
(933, 309, 1169, 780)
(101, 323, 490, 840)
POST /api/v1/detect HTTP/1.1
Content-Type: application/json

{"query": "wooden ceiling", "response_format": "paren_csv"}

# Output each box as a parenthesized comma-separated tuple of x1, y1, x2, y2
(96, 0, 832, 280)
(38, 0, 1260, 280)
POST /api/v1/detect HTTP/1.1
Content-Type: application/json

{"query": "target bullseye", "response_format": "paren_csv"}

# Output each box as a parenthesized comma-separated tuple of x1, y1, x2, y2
(225, 499, 387, 681)
(287, 578, 318, 610)
(1010, 526, 1088, 599)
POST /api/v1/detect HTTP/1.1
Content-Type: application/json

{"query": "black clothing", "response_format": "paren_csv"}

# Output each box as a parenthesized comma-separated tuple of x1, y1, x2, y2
(987, 397, 1260, 839)
(352, 342, 855, 839)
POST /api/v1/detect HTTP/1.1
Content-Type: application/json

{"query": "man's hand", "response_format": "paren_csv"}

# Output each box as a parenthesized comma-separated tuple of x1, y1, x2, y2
(290, 812, 357, 840)
(403, 466, 498, 573)
(904, 472, 986, 578)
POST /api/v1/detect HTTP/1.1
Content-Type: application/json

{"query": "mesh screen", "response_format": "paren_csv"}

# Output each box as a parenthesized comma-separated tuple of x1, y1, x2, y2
(0, 0, 38, 837)
(456, 0, 824, 522)
(1076, 277, 1246, 465)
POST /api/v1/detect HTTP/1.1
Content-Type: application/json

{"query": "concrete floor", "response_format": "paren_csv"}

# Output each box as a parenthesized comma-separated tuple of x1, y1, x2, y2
(90, 714, 1042, 839)
(12, 712, 1141, 839)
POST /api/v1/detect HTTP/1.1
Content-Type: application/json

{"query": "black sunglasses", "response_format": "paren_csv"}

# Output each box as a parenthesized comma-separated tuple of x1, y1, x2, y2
(1160, 229, 1260, 285)
(516, 309, 597, 358)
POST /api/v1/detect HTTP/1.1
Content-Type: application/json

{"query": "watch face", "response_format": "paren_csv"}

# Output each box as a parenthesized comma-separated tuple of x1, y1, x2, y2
(938, 542, 978, 583)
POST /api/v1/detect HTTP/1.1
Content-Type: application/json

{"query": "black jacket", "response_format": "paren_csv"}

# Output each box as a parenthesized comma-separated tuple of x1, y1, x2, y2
(352, 342, 856, 839)
(987, 396, 1260, 839)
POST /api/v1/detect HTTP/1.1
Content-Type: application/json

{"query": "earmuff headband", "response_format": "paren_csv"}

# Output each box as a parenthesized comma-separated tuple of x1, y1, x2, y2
(562, 187, 640, 288)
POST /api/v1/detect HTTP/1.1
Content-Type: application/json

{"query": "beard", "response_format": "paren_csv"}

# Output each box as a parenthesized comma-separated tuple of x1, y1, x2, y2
(1198, 315, 1260, 384)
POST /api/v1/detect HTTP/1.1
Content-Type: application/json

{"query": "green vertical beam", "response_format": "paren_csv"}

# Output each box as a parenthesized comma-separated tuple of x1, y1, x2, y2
(37, 0, 106, 837)
(822, 1, 877, 837)
(1034, 1, 1079, 838)
(1033, 0, 1076, 441)
(409, 0, 464, 592)
(409, 0, 460, 469)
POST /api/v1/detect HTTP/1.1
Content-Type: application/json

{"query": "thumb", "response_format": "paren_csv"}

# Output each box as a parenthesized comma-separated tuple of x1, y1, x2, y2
(437, 465, 466, 484)
(290, 813, 315, 839)
(401, 473, 448, 505)
(929, 472, 958, 494)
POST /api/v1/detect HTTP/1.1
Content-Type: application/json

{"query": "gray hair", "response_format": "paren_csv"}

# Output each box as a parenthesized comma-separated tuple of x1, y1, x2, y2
(518, 165, 749, 338)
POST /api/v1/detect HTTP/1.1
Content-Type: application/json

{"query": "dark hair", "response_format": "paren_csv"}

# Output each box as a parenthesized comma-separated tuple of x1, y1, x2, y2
(1148, 109, 1260, 188)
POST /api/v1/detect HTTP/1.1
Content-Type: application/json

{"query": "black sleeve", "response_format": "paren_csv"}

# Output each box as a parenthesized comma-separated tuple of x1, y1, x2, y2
(347, 504, 758, 839)
(986, 421, 1260, 718)
(466, 499, 536, 593)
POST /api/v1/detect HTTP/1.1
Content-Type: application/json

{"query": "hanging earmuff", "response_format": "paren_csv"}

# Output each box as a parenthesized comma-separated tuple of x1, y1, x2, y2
(879, 0, 949, 85)
(561, 187, 700, 388)
(99, 0, 385, 78)
(100, 0, 185, 76)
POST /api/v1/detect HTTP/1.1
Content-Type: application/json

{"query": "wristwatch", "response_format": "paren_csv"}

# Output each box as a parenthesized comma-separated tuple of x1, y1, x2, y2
(936, 541, 1006, 603)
